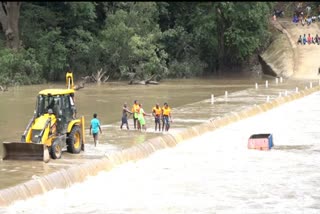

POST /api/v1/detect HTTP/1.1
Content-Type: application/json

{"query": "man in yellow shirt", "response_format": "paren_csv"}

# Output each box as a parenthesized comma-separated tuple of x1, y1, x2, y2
(152, 103, 162, 131)
(162, 102, 173, 131)
(131, 100, 140, 130)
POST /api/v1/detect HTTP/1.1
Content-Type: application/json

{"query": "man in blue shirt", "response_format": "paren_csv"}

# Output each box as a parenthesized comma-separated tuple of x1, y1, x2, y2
(90, 113, 102, 147)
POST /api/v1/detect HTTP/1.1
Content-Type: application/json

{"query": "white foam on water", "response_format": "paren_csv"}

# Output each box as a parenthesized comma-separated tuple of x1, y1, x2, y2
(171, 118, 209, 123)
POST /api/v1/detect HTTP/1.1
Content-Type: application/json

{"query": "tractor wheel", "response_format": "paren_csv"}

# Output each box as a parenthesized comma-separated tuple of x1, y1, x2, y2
(67, 125, 82, 154)
(50, 140, 62, 159)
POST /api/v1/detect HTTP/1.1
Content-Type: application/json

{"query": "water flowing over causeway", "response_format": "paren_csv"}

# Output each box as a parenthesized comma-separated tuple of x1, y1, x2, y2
(1, 81, 319, 207)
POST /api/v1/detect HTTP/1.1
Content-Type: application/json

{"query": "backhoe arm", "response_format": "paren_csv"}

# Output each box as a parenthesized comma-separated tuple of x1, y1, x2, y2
(66, 71, 74, 90)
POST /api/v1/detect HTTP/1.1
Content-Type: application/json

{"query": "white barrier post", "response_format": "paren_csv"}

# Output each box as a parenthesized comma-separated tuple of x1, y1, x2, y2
(275, 78, 279, 84)
(310, 82, 313, 88)
(211, 94, 214, 104)
(225, 91, 228, 101)
(280, 77, 283, 83)
(265, 80, 268, 88)
(296, 87, 299, 92)
(255, 83, 258, 89)
(266, 96, 270, 102)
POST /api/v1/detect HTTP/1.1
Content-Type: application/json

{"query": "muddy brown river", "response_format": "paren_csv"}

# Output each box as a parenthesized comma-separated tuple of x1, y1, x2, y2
(0, 74, 315, 191)
(0, 75, 263, 143)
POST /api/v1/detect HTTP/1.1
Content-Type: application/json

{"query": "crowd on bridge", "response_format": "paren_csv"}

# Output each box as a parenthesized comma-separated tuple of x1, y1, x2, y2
(297, 33, 320, 45)
(272, 4, 320, 27)
(291, 4, 320, 26)
(292, 13, 320, 26)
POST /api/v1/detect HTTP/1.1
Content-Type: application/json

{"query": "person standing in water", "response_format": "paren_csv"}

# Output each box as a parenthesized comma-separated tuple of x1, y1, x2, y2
(90, 113, 102, 147)
(138, 103, 151, 131)
(131, 100, 140, 130)
(120, 103, 133, 130)
(152, 103, 162, 131)
(162, 102, 173, 131)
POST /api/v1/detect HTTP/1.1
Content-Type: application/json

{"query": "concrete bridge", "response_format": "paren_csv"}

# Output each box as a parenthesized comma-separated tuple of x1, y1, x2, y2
(261, 18, 320, 79)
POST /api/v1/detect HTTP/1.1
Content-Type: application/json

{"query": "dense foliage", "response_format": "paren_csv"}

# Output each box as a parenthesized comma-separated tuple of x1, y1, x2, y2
(0, 2, 274, 85)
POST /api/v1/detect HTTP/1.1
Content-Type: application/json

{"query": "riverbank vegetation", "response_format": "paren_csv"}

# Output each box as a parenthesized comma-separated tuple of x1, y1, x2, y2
(0, 2, 276, 86)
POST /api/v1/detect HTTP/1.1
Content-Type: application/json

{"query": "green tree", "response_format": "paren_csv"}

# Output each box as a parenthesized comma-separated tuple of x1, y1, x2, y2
(163, 2, 272, 75)
(0, 48, 42, 86)
(214, 2, 272, 70)
(100, 2, 168, 80)
(0, 1, 275, 85)
(20, 2, 99, 80)
(36, 28, 68, 81)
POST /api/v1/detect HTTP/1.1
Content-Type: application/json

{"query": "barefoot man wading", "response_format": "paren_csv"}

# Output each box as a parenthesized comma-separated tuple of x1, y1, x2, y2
(152, 103, 162, 131)
(121, 103, 133, 130)
(90, 113, 102, 147)
(162, 102, 173, 132)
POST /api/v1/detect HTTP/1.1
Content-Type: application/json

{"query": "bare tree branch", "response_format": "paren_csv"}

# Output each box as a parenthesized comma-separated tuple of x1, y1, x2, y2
(0, 2, 21, 50)
(0, 2, 8, 30)
(0, 85, 8, 92)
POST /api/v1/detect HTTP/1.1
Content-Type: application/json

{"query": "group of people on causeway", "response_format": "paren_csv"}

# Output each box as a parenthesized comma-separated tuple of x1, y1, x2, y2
(89, 100, 173, 147)
(292, 14, 320, 26)
(292, 5, 320, 26)
(121, 100, 173, 132)
(273, 4, 320, 27)
(297, 33, 320, 45)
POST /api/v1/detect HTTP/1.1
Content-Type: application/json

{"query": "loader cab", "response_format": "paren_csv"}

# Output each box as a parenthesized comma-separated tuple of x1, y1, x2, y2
(36, 89, 76, 133)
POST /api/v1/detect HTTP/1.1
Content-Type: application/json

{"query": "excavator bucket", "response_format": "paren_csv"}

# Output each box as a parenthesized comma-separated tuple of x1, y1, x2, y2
(1, 142, 50, 163)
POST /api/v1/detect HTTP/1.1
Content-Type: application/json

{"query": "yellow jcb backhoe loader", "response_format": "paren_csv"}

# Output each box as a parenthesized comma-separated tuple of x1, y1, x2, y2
(0, 71, 85, 162)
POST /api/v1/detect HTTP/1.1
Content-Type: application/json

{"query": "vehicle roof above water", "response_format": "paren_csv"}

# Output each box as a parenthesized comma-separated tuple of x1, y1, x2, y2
(38, 88, 75, 96)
